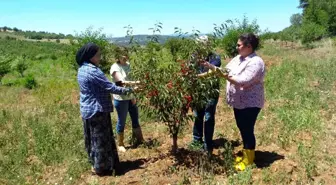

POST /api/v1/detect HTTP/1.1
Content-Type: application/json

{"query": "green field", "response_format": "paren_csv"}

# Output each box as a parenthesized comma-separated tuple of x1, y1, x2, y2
(0, 35, 336, 185)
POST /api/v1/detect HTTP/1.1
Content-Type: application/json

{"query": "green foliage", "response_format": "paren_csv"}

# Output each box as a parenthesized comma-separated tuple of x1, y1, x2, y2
(5, 35, 17, 40)
(35, 54, 49, 60)
(2, 17, 335, 183)
(298, 142, 318, 179)
(269, 0, 336, 44)
(0, 55, 11, 84)
(260, 31, 280, 41)
(300, 22, 327, 45)
(148, 22, 163, 43)
(215, 16, 260, 57)
(165, 38, 193, 60)
(2, 27, 75, 40)
(279, 25, 301, 42)
(0, 39, 69, 60)
(11, 57, 28, 77)
(50, 54, 58, 60)
(30, 34, 43, 40)
(164, 27, 198, 60)
(228, 167, 253, 184)
(290, 13, 303, 26)
(221, 29, 241, 57)
(300, 0, 336, 36)
(129, 28, 219, 153)
(332, 37, 336, 46)
(23, 74, 37, 89)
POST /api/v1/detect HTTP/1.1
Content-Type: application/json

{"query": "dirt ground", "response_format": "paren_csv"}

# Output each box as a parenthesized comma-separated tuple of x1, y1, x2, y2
(68, 93, 336, 185)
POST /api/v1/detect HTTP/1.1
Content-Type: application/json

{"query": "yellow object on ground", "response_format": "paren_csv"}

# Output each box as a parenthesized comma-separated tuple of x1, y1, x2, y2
(234, 149, 255, 171)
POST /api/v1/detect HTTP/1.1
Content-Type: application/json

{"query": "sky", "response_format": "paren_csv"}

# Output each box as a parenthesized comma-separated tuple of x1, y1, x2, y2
(0, 0, 302, 37)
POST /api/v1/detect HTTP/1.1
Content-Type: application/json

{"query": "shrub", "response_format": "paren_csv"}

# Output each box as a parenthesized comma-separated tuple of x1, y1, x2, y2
(0, 55, 11, 84)
(260, 31, 280, 41)
(280, 26, 301, 42)
(24, 74, 37, 89)
(50, 54, 57, 60)
(35, 54, 49, 60)
(300, 22, 327, 45)
(12, 57, 28, 77)
(216, 17, 261, 57)
(5, 36, 17, 40)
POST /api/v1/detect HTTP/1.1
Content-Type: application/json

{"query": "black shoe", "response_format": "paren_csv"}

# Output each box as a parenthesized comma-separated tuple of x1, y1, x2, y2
(91, 168, 113, 177)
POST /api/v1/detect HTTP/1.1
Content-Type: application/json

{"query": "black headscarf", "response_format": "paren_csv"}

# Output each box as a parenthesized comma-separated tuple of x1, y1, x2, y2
(76, 43, 100, 65)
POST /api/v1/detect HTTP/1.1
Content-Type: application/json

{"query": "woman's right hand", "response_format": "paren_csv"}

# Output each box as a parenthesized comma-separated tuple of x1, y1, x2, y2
(201, 62, 216, 70)
(132, 86, 144, 93)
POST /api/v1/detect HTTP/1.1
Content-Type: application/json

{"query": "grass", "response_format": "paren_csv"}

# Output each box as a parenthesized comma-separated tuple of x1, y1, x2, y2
(1, 38, 336, 184)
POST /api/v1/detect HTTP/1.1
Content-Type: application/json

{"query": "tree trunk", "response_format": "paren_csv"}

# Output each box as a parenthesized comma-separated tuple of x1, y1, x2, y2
(172, 133, 178, 154)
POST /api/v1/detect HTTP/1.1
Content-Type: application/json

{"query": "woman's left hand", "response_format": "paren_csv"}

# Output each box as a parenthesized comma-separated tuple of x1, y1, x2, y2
(131, 98, 136, 105)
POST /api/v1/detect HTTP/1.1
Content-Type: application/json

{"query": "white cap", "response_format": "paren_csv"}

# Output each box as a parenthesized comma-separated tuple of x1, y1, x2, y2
(196, 35, 209, 43)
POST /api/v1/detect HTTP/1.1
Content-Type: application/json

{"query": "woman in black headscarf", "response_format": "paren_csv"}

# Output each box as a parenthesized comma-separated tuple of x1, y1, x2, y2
(77, 43, 133, 176)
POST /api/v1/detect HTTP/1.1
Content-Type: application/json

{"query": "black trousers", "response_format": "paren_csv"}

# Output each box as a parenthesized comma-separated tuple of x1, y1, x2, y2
(233, 107, 261, 150)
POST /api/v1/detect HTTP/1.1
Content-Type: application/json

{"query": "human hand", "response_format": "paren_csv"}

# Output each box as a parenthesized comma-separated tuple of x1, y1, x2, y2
(215, 67, 230, 78)
(201, 62, 216, 70)
(131, 98, 136, 105)
(115, 81, 125, 87)
(122, 81, 141, 86)
(132, 86, 144, 93)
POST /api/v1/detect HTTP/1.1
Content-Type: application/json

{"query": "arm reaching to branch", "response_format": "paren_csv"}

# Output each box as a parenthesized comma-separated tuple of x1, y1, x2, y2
(197, 62, 230, 78)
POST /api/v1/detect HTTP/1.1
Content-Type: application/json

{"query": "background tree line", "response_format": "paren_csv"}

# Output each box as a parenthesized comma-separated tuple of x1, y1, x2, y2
(262, 0, 336, 46)
(0, 26, 74, 40)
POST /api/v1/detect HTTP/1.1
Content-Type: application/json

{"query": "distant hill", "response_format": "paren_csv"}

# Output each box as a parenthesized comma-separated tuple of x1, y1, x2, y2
(109, 35, 179, 46)
(1, 26, 204, 45)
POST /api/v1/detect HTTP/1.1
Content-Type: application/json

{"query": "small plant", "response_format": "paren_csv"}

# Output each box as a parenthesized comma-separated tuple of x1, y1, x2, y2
(221, 142, 235, 174)
(5, 36, 17, 40)
(24, 74, 37, 89)
(50, 54, 57, 60)
(298, 142, 318, 180)
(12, 57, 28, 77)
(35, 54, 48, 60)
(228, 166, 253, 184)
(0, 55, 11, 84)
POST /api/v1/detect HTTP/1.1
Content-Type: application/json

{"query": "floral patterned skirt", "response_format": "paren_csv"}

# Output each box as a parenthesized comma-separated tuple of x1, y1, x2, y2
(82, 112, 119, 174)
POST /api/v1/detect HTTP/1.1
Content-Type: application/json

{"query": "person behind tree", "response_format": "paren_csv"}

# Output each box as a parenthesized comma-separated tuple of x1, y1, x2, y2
(191, 35, 221, 155)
